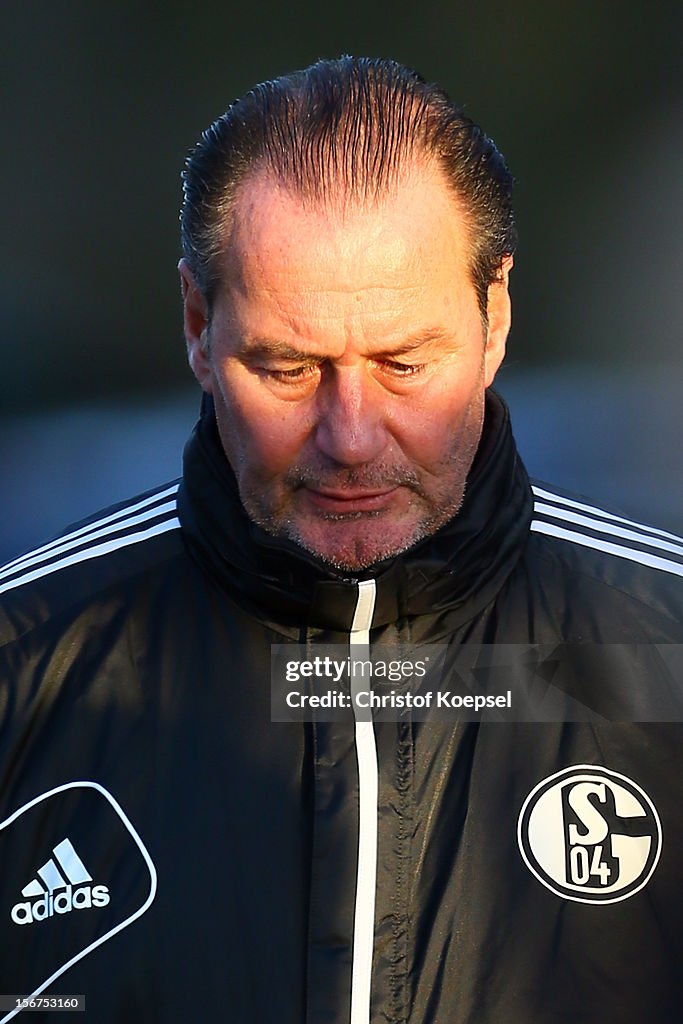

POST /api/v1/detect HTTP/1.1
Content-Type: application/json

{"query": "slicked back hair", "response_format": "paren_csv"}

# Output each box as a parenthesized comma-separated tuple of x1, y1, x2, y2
(180, 56, 517, 318)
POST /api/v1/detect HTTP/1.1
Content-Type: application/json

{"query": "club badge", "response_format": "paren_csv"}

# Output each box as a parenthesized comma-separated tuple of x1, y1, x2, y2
(518, 765, 661, 904)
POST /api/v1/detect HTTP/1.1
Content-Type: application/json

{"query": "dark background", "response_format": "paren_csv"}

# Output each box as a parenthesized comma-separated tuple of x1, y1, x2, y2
(2, 2, 682, 561)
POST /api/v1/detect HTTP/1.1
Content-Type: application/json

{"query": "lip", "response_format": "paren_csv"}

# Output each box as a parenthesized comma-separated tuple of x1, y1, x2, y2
(303, 486, 399, 513)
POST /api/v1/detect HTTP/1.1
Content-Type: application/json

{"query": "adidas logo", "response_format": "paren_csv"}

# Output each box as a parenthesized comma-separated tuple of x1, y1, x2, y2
(10, 838, 110, 926)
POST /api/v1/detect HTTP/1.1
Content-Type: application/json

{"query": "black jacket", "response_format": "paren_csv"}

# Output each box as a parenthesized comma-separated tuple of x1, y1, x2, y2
(1, 391, 683, 1023)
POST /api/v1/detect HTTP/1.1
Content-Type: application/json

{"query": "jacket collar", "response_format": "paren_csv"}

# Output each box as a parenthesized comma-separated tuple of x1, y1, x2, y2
(177, 389, 533, 635)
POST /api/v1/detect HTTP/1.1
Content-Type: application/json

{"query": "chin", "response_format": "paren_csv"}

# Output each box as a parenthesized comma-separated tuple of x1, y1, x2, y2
(291, 520, 425, 573)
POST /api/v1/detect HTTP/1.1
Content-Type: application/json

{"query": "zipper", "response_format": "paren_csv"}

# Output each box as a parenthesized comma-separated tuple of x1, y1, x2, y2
(349, 579, 378, 1024)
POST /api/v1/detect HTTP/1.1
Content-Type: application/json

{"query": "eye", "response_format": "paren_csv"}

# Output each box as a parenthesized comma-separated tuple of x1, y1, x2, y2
(265, 363, 321, 383)
(377, 359, 426, 377)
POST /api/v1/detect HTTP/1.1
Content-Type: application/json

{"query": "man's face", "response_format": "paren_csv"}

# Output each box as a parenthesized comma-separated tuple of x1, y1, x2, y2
(181, 167, 511, 571)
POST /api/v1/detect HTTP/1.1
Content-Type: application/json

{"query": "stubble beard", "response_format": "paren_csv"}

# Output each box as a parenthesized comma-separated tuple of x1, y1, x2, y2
(236, 394, 486, 573)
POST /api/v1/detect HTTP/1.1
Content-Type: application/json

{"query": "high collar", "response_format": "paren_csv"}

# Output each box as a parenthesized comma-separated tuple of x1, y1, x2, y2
(177, 390, 533, 635)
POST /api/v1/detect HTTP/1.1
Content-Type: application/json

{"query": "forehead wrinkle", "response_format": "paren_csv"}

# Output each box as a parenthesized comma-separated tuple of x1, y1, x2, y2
(217, 160, 472, 293)
(212, 166, 482, 355)
(235, 325, 457, 363)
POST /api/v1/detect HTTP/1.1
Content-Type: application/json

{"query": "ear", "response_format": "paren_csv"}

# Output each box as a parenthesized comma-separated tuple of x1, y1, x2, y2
(178, 258, 213, 393)
(483, 255, 513, 387)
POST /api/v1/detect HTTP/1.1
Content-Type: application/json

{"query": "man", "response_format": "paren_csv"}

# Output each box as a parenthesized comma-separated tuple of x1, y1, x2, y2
(1, 56, 683, 1023)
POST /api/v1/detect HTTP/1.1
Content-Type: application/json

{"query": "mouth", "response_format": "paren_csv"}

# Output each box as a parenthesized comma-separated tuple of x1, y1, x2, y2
(302, 486, 400, 514)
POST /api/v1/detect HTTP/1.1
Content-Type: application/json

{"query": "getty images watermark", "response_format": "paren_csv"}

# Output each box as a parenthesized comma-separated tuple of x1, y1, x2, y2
(271, 644, 683, 722)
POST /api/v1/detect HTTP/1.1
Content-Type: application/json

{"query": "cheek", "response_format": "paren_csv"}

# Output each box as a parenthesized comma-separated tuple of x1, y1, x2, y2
(215, 374, 314, 475)
(392, 379, 482, 463)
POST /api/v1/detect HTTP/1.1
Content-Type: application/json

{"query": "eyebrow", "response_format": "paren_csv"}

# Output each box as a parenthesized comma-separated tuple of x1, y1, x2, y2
(240, 339, 321, 362)
(371, 327, 451, 359)
(240, 328, 451, 362)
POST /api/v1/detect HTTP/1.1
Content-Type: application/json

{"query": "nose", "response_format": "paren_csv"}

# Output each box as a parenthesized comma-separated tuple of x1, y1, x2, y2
(314, 366, 389, 466)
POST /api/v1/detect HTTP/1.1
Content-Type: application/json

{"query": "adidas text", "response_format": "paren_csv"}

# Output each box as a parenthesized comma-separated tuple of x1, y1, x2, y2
(11, 884, 110, 925)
